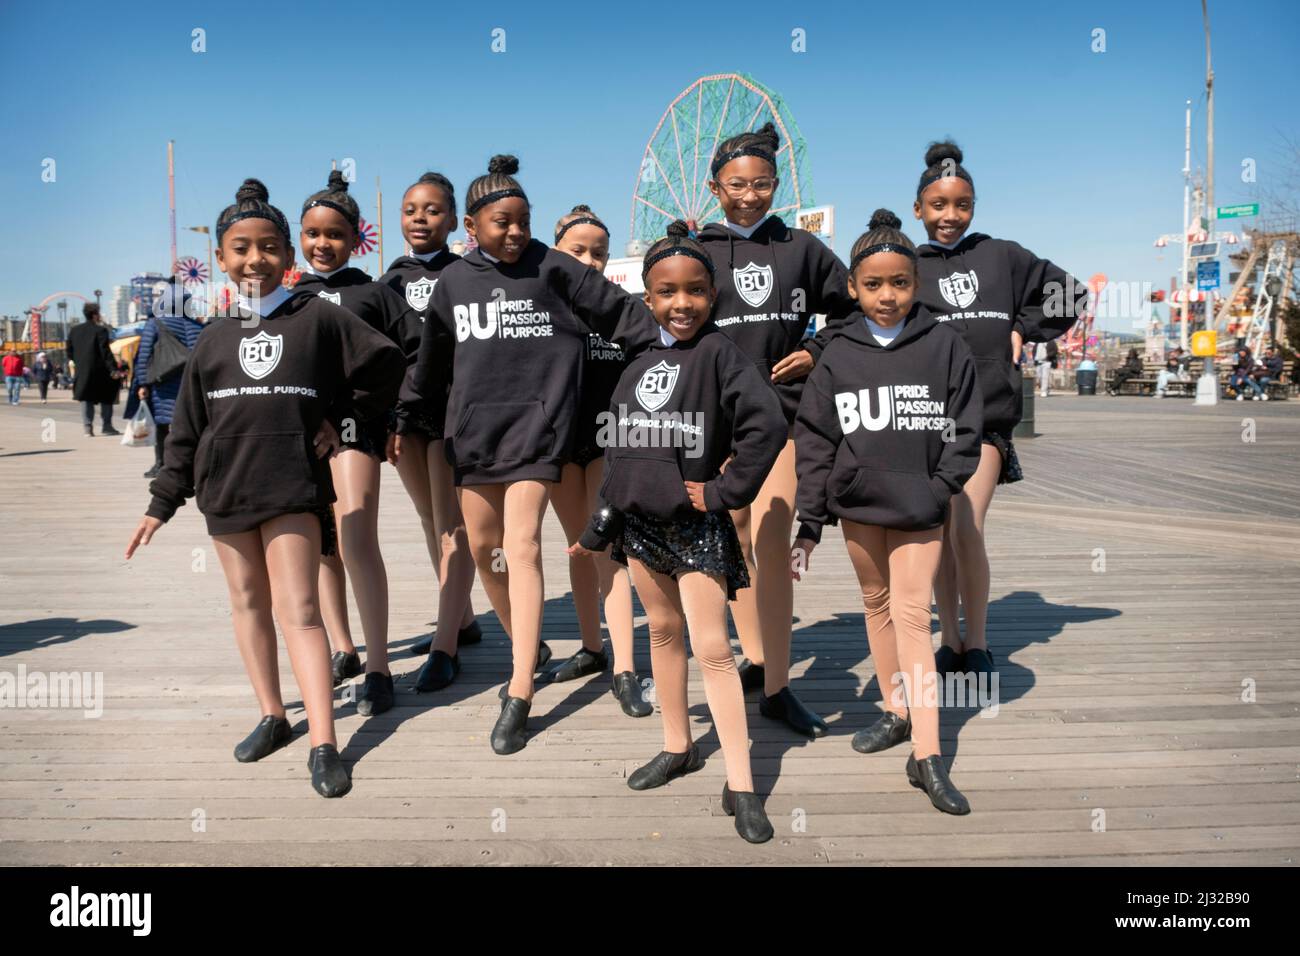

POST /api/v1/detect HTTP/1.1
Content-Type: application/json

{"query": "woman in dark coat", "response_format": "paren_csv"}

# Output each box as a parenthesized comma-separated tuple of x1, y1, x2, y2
(132, 284, 205, 477)
(1107, 347, 1144, 395)
(66, 303, 123, 435)
(30, 352, 54, 404)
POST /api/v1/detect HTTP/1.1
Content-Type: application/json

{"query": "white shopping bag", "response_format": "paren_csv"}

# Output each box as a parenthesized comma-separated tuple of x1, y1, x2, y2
(121, 403, 156, 447)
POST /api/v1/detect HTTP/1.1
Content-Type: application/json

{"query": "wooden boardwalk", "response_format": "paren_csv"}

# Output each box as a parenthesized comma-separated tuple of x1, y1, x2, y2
(1, 390, 1297, 866)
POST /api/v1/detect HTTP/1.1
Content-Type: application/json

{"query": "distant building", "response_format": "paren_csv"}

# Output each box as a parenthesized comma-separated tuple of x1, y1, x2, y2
(104, 285, 130, 327)
(129, 273, 169, 323)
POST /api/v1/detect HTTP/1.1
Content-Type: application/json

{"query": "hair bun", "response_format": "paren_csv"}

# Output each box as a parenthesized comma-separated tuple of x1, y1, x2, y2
(665, 219, 691, 239)
(571, 203, 593, 214)
(236, 178, 269, 203)
(755, 120, 781, 151)
(327, 169, 349, 193)
(868, 208, 902, 231)
(924, 140, 963, 167)
(488, 154, 520, 175)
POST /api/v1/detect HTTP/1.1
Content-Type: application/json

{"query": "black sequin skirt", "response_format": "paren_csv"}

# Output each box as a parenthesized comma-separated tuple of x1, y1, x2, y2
(611, 509, 750, 601)
(982, 430, 1023, 484)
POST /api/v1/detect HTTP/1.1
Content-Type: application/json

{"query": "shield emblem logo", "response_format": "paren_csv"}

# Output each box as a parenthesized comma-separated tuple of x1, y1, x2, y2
(732, 261, 774, 308)
(239, 331, 283, 380)
(635, 360, 680, 412)
(406, 276, 436, 312)
(938, 270, 979, 309)
(317, 291, 342, 305)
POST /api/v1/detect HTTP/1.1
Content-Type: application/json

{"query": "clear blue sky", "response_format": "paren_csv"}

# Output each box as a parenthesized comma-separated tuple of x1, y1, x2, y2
(2, 0, 1296, 332)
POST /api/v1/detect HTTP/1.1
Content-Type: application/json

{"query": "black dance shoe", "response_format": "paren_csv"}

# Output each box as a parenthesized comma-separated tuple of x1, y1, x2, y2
(906, 753, 970, 815)
(142, 463, 161, 479)
(612, 671, 653, 718)
(737, 658, 766, 693)
(308, 743, 351, 798)
(549, 645, 608, 683)
(851, 711, 911, 754)
(409, 619, 484, 657)
(721, 783, 774, 844)
(627, 744, 702, 791)
(759, 687, 828, 738)
(356, 672, 394, 717)
(536, 640, 553, 671)
(934, 645, 965, 677)
(414, 650, 460, 693)
(492, 697, 531, 754)
(331, 650, 362, 687)
(963, 647, 996, 681)
(233, 715, 291, 763)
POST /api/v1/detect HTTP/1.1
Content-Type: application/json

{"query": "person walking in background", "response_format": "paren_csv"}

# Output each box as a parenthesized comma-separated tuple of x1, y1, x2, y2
(3, 348, 25, 405)
(132, 280, 205, 478)
(1034, 339, 1057, 397)
(67, 303, 123, 435)
(30, 352, 54, 404)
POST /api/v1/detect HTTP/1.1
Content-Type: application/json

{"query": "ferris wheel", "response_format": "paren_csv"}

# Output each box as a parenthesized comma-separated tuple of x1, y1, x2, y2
(630, 73, 813, 249)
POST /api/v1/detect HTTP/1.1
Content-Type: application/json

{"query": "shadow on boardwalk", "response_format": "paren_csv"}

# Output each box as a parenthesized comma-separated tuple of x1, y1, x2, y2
(0, 617, 136, 660)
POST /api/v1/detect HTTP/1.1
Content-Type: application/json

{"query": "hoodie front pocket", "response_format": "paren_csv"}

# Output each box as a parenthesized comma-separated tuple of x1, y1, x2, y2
(200, 431, 317, 515)
(451, 401, 556, 469)
(601, 454, 691, 520)
(833, 467, 945, 531)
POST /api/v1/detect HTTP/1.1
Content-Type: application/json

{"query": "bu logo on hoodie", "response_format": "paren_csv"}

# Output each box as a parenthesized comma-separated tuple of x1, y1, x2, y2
(406, 276, 435, 312)
(938, 270, 980, 310)
(636, 360, 680, 412)
(836, 385, 949, 433)
(733, 262, 774, 308)
(239, 331, 283, 381)
(317, 291, 342, 305)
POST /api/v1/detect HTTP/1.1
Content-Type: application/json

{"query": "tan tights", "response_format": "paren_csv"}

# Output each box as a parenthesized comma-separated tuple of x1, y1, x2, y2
(842, 521, 944, 759)
(934, 442, 1001, 653)
(631, 562, 754, 792)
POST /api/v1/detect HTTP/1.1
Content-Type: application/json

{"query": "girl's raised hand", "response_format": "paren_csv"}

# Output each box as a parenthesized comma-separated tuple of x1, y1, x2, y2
(790, 537, 816, 581)
(126, 516, 163, 560)
(386, 432, 401, 466)
(684, 480, 707, 512)
(313, 419, 341, 459)
(771, 348, 814, 383)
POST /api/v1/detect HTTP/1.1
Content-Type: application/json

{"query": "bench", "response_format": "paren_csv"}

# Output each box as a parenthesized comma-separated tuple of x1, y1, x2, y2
(1109, 360, 1293, 400)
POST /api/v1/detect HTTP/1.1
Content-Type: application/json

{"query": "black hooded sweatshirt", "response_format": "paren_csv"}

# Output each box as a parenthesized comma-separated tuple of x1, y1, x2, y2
(146, 291, 405, 534)
(915, 232, 1081, 435)
(696, 216, 858, 424)
(579, 324, 786, 550)
(379, 248, 462, 438)
(396, 239, 660, 486)
(794, 303, 982, 540)
(292, 266, 420, 443)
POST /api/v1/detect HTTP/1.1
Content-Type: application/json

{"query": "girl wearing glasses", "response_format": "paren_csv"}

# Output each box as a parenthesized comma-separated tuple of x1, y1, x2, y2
(696, 121, 857, 739)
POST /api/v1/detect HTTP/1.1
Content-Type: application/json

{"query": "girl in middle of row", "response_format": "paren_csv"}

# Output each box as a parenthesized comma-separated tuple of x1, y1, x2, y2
(792, 210, 982, 815)
(293, 170, 422, 716)
(697, 121, 859, 739)
(397, 155, 660, 755)
(572, 220, 787, 843)
(545, 204, 651, 718)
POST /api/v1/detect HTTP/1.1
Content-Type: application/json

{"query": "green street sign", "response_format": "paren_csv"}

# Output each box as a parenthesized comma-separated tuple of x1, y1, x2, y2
(1216, 203, 1259, 219)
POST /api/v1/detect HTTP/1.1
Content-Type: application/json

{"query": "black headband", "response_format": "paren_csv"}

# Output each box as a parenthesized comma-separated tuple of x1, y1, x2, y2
(710, 146, 776, 178)
(916, 167, 974, 198)
(554, 216, 609, 243)
(849, 242, 917, 273)
(641, 245, 715, 282)
(303, 198, 359, 230)
(216, 208, 292, 244)
(468, 187, 528, 215)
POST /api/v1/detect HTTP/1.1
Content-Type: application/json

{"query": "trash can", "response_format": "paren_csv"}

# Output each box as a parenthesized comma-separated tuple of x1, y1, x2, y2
(1014, 373, 1035, 439)
(1076, 369, 1099, 395)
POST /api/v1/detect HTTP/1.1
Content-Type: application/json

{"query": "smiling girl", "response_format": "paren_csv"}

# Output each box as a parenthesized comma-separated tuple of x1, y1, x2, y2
(126, 178, 405, 797)
(572, 220, 786, 842)
(397, 155, 658, 754)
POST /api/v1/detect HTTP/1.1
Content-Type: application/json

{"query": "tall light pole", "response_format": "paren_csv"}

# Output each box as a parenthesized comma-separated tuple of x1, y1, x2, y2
(1203, 0, 1215, 253)
(1180, 99, 1192, 351)
(187, 225, 213, 310)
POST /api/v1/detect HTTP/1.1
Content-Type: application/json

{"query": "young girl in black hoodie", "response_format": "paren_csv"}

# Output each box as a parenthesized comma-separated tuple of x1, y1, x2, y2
(696, 122, 858, 740)
(293, 170, 417, 715)
(792, 211, 982, 814)
(397, 156, 658, 755)
(125, 179, 405, 797)
(380, 172, 483, 693)
(912, 140, 1082, 682)
(544, 204, 649, 718)
(572, 221, 786, 843)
